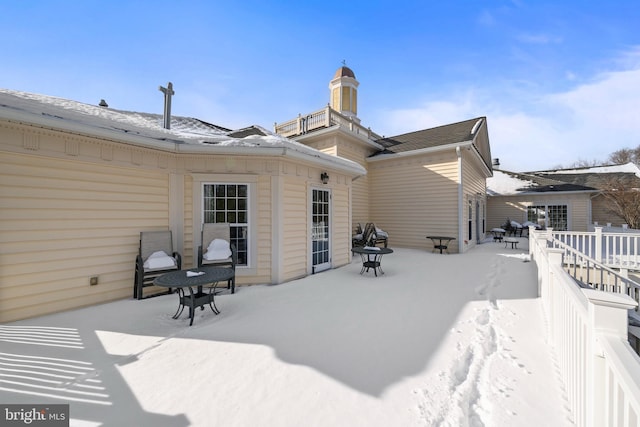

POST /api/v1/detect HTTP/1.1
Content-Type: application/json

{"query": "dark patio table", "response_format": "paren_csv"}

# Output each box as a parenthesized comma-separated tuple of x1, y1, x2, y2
(351, 247, 394, 276)
(154, 266, 234, 326)
(426, 236, 456, 254)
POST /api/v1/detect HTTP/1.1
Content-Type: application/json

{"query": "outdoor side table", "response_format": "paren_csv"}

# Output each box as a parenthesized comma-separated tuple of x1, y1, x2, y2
(426, 236, 456, 254)
(154, 266, 234, 326)
(491, 228, 506, 242)
(504, 237, 519, 249)
(351, 247, 394, 276)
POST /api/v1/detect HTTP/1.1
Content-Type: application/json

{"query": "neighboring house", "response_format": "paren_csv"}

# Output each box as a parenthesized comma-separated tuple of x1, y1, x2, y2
(486, 163, 640, 231)
(0, 89, 365, 322)
(275, 66, 493, 253)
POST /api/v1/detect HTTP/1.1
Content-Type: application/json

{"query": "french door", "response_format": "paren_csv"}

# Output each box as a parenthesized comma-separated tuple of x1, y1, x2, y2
(311, 188, 331, 273)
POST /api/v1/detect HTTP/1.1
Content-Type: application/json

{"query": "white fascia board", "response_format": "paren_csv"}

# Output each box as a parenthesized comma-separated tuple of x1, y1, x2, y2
(179, 143, 366, 176)
(366, 140, 474, 162)
(0, 109, 179, 151)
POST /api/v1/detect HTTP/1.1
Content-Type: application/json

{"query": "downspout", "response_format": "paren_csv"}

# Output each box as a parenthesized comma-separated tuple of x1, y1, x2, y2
(456, 146, 464, 253)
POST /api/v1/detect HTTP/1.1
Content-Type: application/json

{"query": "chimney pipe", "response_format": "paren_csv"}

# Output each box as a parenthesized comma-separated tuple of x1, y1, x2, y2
(159, 82, 175, 130)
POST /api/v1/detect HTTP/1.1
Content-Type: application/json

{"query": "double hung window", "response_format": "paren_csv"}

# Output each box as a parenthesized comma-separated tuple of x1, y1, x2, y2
(203, 184, 249, 266)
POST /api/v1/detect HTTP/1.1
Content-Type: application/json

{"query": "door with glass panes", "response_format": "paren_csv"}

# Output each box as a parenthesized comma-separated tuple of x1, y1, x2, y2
(311, 188, 331, 273)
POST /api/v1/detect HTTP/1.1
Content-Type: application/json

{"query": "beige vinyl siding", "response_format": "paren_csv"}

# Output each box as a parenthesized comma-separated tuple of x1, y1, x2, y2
(331, 184, 351, 267)
(369, 153, 459, 251)
(462, 151, 489, 249)
(335, 138, 373, 230)
(591, 194, 626, 227)
(254, 175, 273, 283)
(282, 176, 308, 281)
(571, 197, 590, 231)
(486, 196, 525, 230)
(296, 132, 372, 233)
(0, 151, 170, 322)
(183, 174, 194, 268)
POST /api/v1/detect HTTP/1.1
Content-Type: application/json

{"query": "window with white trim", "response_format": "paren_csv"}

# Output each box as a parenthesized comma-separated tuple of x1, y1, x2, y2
(203, 184, 249, 266)
(527, 204, 568, 230)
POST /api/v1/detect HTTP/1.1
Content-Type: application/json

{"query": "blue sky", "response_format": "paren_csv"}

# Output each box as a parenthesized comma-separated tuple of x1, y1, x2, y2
(1, 1, 639, 171)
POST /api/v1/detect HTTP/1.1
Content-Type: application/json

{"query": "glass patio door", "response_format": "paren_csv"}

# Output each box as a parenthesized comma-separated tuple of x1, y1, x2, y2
(311, 188, 331, 273)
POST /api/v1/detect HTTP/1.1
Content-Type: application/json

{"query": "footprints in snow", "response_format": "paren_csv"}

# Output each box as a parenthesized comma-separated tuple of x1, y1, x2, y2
(417, 256, 524, 426)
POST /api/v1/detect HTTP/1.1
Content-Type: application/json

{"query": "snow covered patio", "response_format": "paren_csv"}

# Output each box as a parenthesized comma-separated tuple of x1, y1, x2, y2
(0, 240, 574, 426)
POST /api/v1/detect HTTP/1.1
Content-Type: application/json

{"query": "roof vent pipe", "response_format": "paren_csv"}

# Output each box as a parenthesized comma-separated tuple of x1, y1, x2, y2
(492, 158, 500, 167)
(159, 82, 174, 130)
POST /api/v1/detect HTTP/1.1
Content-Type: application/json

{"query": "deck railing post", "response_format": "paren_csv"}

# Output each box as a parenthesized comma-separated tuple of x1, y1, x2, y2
(582, 289, 638, 427)
(594, 226, 603, 263)
(528, 226, 536, 257)
(325, 104, 331, 127)
(546, 249, 565, 340)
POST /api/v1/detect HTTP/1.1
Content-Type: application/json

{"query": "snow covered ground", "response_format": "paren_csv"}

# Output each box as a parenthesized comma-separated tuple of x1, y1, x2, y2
(0, 240, 574, 426)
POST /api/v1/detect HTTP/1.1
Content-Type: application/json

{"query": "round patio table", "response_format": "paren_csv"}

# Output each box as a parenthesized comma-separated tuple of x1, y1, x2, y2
(426, 236, 456, 254)
(154, 266, 234, 326)
(351, 247, 394, 276)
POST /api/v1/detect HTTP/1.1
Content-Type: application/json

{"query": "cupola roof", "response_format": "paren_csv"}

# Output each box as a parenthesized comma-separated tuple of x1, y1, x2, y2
(333, 66, 355, 79)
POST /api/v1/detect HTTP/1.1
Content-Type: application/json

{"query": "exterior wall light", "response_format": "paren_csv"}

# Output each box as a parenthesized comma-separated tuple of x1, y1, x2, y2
(320, 172, 329, 184)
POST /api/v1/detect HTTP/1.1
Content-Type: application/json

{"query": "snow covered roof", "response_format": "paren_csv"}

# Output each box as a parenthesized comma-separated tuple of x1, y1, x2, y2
(529, 162, 640, 177)
(488, 163, 640, 195)
(527, 163, 640, 191)
(487, 170, 596, 196)
(0, 89, 366, 175)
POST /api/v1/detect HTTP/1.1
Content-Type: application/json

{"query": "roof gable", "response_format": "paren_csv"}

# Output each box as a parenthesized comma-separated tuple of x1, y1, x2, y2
(372, 116, 493, 173)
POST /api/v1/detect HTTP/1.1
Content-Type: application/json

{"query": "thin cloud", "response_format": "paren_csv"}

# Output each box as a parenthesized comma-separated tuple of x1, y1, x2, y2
(517, 33, 563, 44)
(378, 47, 640, 171)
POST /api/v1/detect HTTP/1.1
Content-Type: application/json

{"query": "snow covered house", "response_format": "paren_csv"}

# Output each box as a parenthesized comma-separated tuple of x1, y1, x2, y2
(275, 66, 494, 253)
(486, 163, 640, 231)
(0, 89, 365, 322)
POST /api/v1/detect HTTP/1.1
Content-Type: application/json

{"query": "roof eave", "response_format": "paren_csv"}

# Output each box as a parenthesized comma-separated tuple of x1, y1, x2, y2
(295, 124, 384, 151)
(1, 109, 366, 177)
(179, 143, 366, 176)
(0, 108, 179, 151)
(488, 189, 599, 197)
(366, 139, 474, 162)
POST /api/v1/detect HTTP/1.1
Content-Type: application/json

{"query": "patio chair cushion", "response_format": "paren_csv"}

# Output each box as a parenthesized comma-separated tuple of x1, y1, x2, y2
(143, 251, 177, 270)
(204, 239, 232, 261)
(375, 227, 388, 238)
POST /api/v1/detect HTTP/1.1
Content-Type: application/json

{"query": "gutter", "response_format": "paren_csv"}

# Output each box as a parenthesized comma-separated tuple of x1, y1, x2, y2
(367, 140, 474, 162)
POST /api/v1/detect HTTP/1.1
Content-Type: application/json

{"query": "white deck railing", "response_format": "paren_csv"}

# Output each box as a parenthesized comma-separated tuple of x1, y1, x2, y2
(273, 105, 382, 142)
(530, 230, 640, 426)
(552, 226, 640, 271)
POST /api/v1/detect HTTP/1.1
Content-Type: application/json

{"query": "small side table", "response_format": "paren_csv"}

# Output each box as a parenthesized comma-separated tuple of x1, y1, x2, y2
(504, 237, 519, 249)
(351, 247, 394, 276)
(426, 236, 456, 254)
(491, 228, 506, 242)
